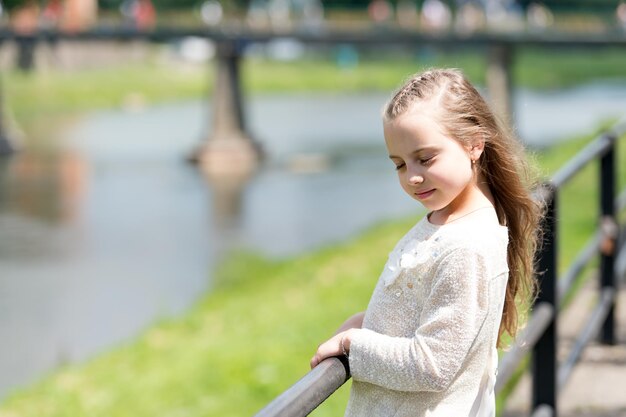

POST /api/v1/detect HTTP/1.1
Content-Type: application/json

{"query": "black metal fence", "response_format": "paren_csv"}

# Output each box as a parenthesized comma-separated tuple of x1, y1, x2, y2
(254, 119, 626, 417)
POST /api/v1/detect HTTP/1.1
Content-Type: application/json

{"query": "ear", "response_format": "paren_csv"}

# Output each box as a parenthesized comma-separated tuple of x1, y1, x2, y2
(468, 138, 485, 162)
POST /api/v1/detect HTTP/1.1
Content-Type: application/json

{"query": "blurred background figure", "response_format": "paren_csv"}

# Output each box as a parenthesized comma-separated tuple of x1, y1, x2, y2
(396, 0, 418, 29)
(7, 0, 39, 34)
(454, 0, 486, 34)
(368, 0, 393, 25)
(616, 2, 626, 31)
(200, 0, 223, 27)
(121, 0, 156, 30)
(293, 0, 324, 32)
(526, 2, 554, 31)
(61, 0, 97, 32)
(40, 0, 63, 29)
(268, 0, 292, 30)
(7, 0, 39, 71)
(1, 0, 98, 71)
(246, 0, 270, 29)
(420, 0, 451, 32)
(484, 0, 524, 31)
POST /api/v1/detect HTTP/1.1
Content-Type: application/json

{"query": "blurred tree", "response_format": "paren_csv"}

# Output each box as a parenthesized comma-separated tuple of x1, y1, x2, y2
(2, 0, 38, 12)
(151, 0, 198, 8)
(516, 0, 620, 13)
(322, 0, 369, 9)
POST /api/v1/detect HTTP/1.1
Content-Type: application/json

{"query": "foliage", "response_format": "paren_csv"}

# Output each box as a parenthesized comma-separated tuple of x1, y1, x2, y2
(1, 0, 32, 12)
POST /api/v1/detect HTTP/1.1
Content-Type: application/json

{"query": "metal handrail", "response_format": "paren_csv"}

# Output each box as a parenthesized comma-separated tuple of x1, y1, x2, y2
(254, 357, 350, 417)
(550, 133, 614, 189)
(557, 287, 615, 389)
(495, 302, 555, 394)
(550, 117, 626, 189)
(557, 231, 603, 305)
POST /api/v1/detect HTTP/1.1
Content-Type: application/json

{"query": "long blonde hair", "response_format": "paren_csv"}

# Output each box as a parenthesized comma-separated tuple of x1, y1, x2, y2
(384, 68, 541, 346)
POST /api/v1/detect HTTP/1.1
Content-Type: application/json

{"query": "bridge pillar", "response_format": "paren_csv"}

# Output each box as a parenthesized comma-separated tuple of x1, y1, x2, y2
(486, 44, 514, 126)
(193, 40, 261, 178)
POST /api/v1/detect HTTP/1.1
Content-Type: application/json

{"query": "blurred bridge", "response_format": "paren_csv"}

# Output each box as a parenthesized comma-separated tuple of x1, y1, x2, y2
(2, 26, 626, 177)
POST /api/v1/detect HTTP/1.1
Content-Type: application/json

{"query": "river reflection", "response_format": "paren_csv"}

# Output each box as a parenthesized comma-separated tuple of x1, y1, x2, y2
(0, 148, 217, 400)
(2, 83, 626, 401)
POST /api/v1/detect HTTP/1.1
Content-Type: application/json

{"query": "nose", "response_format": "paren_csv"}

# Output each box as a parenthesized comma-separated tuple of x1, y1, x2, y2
(409, 174, 424, 185)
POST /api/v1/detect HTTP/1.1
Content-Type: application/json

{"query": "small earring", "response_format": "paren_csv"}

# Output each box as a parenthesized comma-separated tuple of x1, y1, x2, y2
(471, 159, 476, 164)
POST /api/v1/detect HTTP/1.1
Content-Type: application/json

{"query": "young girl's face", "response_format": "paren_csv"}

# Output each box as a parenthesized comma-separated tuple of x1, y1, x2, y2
(383, 106, 482, 219)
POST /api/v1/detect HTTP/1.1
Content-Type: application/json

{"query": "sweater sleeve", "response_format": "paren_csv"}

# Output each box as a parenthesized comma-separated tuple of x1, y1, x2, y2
(348, 246, 492, 392)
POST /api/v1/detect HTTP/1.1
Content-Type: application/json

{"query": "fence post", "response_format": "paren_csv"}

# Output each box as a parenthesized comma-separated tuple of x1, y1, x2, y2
(532, 183, 558, 415)
(0, 72, 16, 156)
(599, 134, 617, 345)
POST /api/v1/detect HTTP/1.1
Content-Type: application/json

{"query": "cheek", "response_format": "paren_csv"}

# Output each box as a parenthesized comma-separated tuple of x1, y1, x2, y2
(428, 158, 471, 187)
(439, 163, 473, 190)
(397, 172, 408, 188)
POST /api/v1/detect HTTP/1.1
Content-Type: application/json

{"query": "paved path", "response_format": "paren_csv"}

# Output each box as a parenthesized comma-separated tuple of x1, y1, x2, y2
(503, 278, 626, 417)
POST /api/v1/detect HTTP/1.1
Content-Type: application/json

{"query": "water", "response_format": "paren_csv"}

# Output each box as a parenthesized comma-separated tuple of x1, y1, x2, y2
(1, 83, 626, 401)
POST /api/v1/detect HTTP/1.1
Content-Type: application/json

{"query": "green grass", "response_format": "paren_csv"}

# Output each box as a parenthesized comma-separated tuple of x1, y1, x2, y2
(515, 47, 626, 89)
(242, 52, 486, 93)
(1, 124, 625, 416)
(4, 61, 208, 144)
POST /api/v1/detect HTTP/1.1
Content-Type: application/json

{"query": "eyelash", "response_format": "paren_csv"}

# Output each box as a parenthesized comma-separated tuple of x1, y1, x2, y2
(395, 157, 434, 171)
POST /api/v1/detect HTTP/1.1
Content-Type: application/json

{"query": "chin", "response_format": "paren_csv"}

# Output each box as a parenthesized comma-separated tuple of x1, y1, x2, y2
(411, 197, 440, 210)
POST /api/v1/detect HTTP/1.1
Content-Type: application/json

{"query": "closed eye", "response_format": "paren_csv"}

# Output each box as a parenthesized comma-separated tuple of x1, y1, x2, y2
(394, 162, 405, 171)
(420, 156, 434, 166)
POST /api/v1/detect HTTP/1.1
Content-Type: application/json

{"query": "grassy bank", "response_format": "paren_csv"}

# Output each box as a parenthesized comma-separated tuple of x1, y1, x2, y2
(6, 46, 626, 142)
(0, 123, 624, 416)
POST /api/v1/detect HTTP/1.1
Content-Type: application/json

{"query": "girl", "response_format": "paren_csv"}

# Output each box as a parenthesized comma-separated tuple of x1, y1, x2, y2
(310, 68, 540, 416)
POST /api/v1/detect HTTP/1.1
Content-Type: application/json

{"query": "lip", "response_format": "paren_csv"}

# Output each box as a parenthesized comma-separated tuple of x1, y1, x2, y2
(414, 189, 435, 200)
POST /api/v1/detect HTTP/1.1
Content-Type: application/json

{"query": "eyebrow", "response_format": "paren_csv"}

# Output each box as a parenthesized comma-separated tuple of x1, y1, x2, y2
(388, 146, 438, 159)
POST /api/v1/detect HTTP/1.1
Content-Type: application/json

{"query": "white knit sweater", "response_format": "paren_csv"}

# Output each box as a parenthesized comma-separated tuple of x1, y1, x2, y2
(346, 209, 509, 417)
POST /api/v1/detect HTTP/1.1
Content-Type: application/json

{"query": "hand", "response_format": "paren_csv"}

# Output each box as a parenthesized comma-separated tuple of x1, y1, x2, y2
(310, 329, 355, 369)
